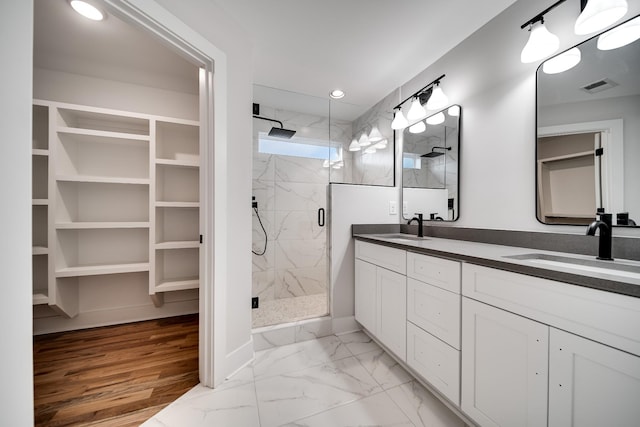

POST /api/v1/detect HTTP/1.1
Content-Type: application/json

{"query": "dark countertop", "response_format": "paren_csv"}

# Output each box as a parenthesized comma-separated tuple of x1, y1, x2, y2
(354, 233, 640, 298)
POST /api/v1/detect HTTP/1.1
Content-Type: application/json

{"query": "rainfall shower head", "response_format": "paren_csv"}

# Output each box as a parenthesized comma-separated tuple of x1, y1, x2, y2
(253, 114, 296, 139)
(421, 146, 451, 158)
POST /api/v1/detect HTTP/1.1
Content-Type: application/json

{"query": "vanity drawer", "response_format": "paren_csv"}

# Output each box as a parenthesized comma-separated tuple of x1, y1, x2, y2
(462, 263, 640, 357)
(407, 278, 461, 349)
(355, 240, 406, 275)
(407, 252, 461, 293)
(407, 321, 460, 405)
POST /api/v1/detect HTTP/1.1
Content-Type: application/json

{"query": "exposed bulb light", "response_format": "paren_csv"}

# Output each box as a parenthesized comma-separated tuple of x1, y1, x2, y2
(364, 146, 377, 154)
(368, 126, 384, 143)
(521, 21, 560, 63)
(447, 105, 460, 117)
(374, 139, 388, 149)
(407, 97, 427, 121)
(575, 0, 628, 35)
(69, 0, 105, 21)
(597, 16, 640, 50)
(543, 47, 581, 74)
(409, 121, 426, 134)
(358, 133, 371, 147)
(426, 84, 448, 110)
(426, 112, 445, 125)
(348, 139, 361, 152)
(329, 89, 345, 99)
(391, 110, 408, 129)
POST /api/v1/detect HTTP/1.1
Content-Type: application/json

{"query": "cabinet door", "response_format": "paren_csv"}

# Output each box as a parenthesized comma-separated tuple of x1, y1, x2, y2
(377, 267, 407, 360)
(461, 298, 548, 427)
(355, 259, 377, 334)
(549, 328, 640, 427)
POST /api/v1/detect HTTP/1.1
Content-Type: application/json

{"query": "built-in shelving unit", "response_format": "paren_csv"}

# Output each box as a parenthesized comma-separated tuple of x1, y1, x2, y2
(32, 100, 200, 316)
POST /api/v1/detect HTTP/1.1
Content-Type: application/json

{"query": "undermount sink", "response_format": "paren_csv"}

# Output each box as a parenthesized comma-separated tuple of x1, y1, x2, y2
(371, 233, 429, 242)
(504, 253, 640, 280)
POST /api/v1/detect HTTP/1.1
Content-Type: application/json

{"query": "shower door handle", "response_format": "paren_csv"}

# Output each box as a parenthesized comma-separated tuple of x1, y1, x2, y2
(318, 208, 325, 227)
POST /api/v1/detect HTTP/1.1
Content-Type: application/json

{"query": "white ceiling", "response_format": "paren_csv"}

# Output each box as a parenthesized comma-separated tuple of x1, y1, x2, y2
(34, 0, 519, 119)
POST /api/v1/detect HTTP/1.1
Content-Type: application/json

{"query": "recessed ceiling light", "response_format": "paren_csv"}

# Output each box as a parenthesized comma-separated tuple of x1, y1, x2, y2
(329, 89, 345, 99)
(69, 0, 106, 21)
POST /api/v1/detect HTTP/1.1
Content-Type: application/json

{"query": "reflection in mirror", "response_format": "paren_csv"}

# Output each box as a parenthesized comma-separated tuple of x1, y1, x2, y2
(536, 15, 640, 227)
(402, 105, 460, 221)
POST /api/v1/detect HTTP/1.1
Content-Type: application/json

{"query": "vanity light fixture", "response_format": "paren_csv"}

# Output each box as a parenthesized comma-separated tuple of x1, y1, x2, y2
(407, 97, 428, 121)
(329, 89, 345, 99)
(519, 0, 566, 63)
(426, 83, 449, 110)
(364, 146, 377, 154)
(543, 47, 582, 73)
(391, 74, 448, 130)
(575, 0, 628, 35)
(426, 112, 446, 125)
(368, 126, 384, 143)
(348, 138, 361, 151)
(597, 15, 640, 49)
(391, 110, 408, 130)
(358, 133, 371, 147)
(447, 105, 460, 116)
(374, 139, 388, 149)
(409, 121, 426, 134)
(69, 0, 106, 21)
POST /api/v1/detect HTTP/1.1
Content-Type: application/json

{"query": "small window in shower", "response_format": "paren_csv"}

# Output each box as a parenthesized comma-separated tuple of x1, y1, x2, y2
(259, 133, 341, 161)
(403, 153, 422, 170)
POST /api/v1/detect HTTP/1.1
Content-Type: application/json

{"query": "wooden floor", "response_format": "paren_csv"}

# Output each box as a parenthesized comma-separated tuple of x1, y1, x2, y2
(33, 314, 199, 427)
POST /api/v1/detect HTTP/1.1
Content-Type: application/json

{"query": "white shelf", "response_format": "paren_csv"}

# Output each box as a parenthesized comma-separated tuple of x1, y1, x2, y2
(32, 293, 49, 305)
(156, 241, 199, 250)
(32, 199, 49, 206)
(32, 246, 48, 255)
(155, 158, 199, 168)
(155, 278, 199, 292)
(32, 149, 49, 156)
(156, 201, 200, 208)
(57, 175, 150, 185)
(56, 222, 150, 230)
(56, 262, 150, 278)
(58, 126, 150, 142)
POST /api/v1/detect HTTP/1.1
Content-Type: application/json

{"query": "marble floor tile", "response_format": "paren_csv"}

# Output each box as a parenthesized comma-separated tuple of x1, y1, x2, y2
(282, 391, 414, 427)
(252, 335, 351, 380)
(355, 348, 413, 390)
(386, 380, 466, 427)
(255, 356, 382, 427)
(337, 330, 382, 355)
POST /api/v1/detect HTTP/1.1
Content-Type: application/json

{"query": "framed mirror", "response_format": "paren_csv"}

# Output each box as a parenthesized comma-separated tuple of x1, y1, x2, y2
(536, 15, 640, 227)
(401, 105, 461, 221)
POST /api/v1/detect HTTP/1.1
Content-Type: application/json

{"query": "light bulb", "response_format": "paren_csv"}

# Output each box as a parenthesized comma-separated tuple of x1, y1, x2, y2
(409, 121, 426, 134)
(575, 0, 628, 35)
(391, 110, 408, 129)
(543, 48, 581, 74)
(70, 0, 105, 21)
(368, 126, 384, 142)
(358, 133, 371, 147)
(447, 105, 460, 117)
(426, 84, 449, 110)
(521, 21, 560, 63)
(597, 16, 640, 50)
(364, 147, 377, 154)
(407, 97, 427, 121)
(348, 139, 361, 152)
(329, 89, 345, 99)
(426, 112, 445, 125)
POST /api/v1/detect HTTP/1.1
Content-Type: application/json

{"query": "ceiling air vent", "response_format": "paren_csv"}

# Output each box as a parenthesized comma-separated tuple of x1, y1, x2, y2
(580, 78, 619, 94)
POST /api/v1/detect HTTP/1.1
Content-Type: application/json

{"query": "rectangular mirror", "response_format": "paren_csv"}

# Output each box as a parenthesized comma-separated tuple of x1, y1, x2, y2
(401, 105, 460, 221)
(536, 15, 640, 227)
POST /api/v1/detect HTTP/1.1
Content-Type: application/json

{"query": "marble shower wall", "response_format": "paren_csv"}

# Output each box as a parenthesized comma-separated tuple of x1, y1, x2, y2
(252, 105, 351, 306)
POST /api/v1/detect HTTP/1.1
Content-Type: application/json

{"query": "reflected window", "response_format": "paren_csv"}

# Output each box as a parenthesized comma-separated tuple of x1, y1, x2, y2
(403, 153, 422, 170)
(259, 133, 341, 161)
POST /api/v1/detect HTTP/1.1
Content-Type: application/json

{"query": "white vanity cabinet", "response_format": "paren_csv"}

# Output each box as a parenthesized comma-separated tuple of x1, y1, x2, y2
(355, 240, 407, 359)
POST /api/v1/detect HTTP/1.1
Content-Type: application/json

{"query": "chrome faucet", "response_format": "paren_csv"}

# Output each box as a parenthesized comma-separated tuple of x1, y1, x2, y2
(586, 213, 613, 260)
(408, 213, 424, 238)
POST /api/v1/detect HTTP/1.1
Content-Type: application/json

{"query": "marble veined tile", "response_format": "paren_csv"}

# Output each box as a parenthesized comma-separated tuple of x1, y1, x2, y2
(252, 270, 275, 302)
(275, 265, 327, 298)
(253, 325, 296, 351)
(355, 348, 413, 390)
(275, 182, 327, 211)
(255, 356, 382, 427)
(275, 155, 329, 185)
(282, 391, 413, 427)
(274, 210, 325, 241)
(338, 331, 382, 356)
(252, 335, 351, 380)
(253, 152, 275, 181)
(142, 383, 259, 427)
(386, 380, 465, 427)
(252, 178, 275, 212)
(275, 238, 325, 270)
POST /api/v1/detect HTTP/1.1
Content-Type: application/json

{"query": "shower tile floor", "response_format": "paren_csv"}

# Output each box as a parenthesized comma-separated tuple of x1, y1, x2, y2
(252, 294, 328, 328)
(142, 332, 467, 427)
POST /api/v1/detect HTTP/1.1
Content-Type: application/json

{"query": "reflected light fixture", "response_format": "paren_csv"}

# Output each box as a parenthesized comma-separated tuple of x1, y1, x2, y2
(329, 89, 345, 99)
(374, 139, 388, 149)
(348, 139, 361, 152)
(368, 126, 384, 143)
(69, 0, 105, 21)
(447, 105, 460, 117)
(358, 133, 371, 147)
(409, 121, 426, 134)
(575, 0, 628, 35)
(426, 112, 445, 125)
(391, 109, 408, 129)
(364, 146, 377, 154)
(543, 47, 581, 73)
(597, 15, 640, 49)
(407, 97, 427, 121)
(426, 83, 449, 110)
(322, 159, 330, 168)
